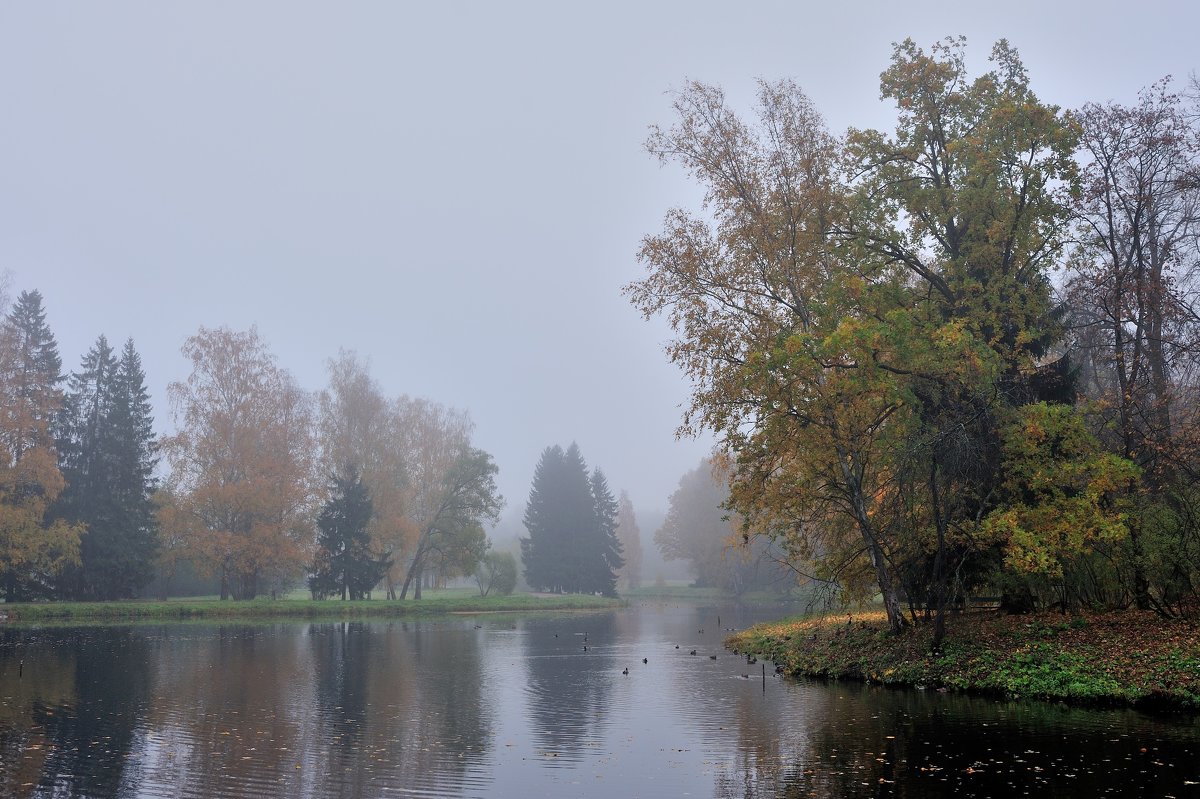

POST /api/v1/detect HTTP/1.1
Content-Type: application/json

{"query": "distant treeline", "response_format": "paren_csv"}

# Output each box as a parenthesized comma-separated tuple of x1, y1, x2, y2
(0, 299, 511, 602)
(0, 298, 657, 604)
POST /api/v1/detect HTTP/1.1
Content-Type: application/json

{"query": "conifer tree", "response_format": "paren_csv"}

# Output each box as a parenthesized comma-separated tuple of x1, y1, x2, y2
(56, 337, 159, 599)
(309, 469, 390, 600)
(588, 468, 623, 597)
(520, 443, 623, 596)
(2, 290, 63, 460)
(520, 445, 566, 592)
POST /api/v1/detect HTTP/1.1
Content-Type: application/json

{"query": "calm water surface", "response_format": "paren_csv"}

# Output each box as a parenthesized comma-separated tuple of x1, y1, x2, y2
(1, 602, 1198, 798)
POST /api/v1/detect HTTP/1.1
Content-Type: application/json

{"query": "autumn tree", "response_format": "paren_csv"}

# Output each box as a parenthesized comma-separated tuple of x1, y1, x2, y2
(397, 442, 502, 599)
(317, 351, 409, 595)
(626, 75, 912, 625)
(629, 39, 1093, 639)
(161, 326, 316, 600)
(309, 469, 390, 600)
(0, 290, 82, 600)
(842, 38, 1083, 641)
(615, 490, 643, 590)
(1065, 79, 1200, 613)
(54, 336, 160, 599)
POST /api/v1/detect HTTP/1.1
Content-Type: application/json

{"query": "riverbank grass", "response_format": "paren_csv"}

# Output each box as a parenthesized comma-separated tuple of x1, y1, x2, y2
(0, 591, 623, 624)
(729, 609, 1200, 710)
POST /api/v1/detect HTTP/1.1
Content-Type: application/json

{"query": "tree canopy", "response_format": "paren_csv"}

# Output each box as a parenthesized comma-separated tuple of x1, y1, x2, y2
(628, 37, 1177, 638)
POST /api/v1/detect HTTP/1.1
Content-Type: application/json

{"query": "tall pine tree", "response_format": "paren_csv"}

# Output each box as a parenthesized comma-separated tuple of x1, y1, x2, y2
(520, 443, 623, 596)
(55, 337, 159, 599)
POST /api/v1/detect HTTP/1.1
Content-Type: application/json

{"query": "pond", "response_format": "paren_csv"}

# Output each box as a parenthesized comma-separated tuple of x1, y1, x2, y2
(1, 602, 1198, 797)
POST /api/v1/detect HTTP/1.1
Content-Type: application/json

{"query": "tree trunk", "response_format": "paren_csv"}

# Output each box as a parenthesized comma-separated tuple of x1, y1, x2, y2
(1126, 501, 1152, 611)
(928, 463, 950, 652)
(399, 547, 422, 600)
(837, 446, 907, 634)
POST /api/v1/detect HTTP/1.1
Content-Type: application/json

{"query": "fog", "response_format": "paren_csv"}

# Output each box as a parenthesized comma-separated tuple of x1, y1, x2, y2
(2, 1, 1196, 527)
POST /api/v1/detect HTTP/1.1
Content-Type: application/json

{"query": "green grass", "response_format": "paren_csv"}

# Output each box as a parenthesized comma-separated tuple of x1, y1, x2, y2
(728, 608, 1200, 711)
(0, 591, 623, 624)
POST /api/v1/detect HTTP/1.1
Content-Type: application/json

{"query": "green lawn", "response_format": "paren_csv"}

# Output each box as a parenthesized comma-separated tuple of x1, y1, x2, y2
(0, 590, 623, 624)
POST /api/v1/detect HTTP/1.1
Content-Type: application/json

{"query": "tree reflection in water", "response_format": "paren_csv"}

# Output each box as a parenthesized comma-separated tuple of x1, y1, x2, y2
(2, 608, 1199, 798)
(521, 614, 617, 763)
(0, 627, 151, 798)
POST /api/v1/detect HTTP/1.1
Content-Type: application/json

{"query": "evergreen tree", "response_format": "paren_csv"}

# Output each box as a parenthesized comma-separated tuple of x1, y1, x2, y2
(520, 443, 623, 596)
(520, 445, 566, 592)
(588, 468, 623, 597)
(310, 469, 390, 600)
(2, 290, 63, 460)
(55, 337, 160, 599)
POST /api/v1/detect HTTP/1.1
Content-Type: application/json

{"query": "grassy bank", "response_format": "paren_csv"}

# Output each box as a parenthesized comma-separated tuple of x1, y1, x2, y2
(0, 591, 623, 624)
(729, 609, 1200, 710)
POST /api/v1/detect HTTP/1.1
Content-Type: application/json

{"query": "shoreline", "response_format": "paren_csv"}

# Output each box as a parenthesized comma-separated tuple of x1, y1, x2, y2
(0, 593, 624, 625)
(727, 608, 1200, 712)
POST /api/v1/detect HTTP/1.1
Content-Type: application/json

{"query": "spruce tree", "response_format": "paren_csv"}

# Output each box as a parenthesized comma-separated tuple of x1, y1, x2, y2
(587, 468, 623, 597)
(107, 339, 160, 595)
(2, 290, 63, 459)
(310, 469, 390, 600)
(520, 443, 624, 596)
(55, 337, 159, 599)
(520, 445, 565, 592)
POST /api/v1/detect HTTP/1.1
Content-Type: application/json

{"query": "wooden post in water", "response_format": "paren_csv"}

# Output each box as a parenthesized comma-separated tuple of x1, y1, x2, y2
(762, 663, 765, 692)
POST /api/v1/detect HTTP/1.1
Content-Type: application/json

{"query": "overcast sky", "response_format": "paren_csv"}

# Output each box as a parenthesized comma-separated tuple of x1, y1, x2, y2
(2, 1, 1197, 526)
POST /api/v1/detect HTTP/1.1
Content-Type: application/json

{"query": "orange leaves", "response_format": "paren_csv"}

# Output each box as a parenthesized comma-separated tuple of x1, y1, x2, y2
(161, 327, 316, 596)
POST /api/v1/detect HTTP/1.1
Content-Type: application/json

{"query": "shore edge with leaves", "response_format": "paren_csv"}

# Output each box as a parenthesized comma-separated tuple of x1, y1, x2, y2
(728, 609, 1200, 711)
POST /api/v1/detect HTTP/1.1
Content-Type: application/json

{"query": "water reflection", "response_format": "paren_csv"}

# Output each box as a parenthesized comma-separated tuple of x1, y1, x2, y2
(521, 614, 617, 763)
(1, 607, 1198, 798)
(0, 627, 152, 798)
(709, 677, 1200, 798)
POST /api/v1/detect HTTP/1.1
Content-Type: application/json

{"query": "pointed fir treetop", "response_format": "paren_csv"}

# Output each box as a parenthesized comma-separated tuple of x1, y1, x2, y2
(1, 288, 65, 461)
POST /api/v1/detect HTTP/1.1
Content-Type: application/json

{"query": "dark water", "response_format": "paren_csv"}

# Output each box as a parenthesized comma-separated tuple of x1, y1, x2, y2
(1, 603, 1198, 798)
